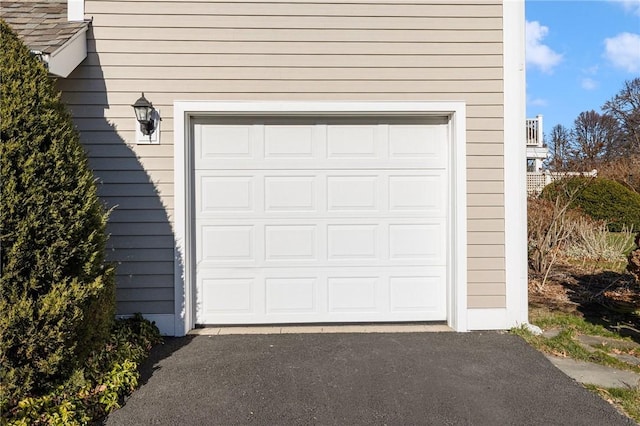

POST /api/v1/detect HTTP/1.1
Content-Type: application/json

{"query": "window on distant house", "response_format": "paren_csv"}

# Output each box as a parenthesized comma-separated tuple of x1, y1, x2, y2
(527, 159, 536, 172)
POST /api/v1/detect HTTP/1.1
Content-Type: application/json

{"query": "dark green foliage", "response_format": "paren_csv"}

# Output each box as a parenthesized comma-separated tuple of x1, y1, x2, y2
(542, 177, 640, 232)
(0, 20, 115, 410)
(3, 315, 162, 425)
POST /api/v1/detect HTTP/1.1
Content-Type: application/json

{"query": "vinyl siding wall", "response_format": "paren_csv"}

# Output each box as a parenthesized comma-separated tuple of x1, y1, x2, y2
(57, 0, 506, 318)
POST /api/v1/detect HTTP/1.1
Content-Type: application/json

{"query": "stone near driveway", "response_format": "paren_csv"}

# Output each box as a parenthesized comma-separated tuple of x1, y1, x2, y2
(612, 353, 640, 367)
(545, 355, 640, 388)
(576, 334, 640, 351)
(542, 327, 562, 339)
(106, 333, 634, 426)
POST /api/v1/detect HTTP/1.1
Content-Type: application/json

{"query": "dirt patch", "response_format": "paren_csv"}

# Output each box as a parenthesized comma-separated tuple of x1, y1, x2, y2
(529, 260, 640, 335)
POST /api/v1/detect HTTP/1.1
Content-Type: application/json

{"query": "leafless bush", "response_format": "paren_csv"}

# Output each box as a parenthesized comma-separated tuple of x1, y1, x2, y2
(528, 197, 578, 289)
(628, 232, 640, 283)
(565, 217, 634, 261)
(527, 179, 590, 289)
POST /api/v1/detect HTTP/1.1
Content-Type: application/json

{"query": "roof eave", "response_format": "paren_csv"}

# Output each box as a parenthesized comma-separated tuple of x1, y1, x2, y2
(46, 23, 88, 78)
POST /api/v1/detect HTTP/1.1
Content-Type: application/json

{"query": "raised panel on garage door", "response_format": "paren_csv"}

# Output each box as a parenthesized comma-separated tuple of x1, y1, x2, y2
(194, 118, 448, 325)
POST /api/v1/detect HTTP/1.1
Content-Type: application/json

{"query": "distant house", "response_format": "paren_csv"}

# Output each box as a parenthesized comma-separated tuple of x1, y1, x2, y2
(526, 115, 548, 173)
(2, 0, 529, 336)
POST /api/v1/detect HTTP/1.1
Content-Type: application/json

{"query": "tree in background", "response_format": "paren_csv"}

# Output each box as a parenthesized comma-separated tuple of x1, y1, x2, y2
(569, 110, 621, 169)
(548, 124, 571, 171)
(0, 20, 115, 408)
(546, 78, 639, 178)
(603, 77, 640, 155)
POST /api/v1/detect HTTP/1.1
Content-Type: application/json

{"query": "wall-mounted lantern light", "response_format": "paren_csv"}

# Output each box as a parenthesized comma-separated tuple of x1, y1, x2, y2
(131, 92, 158, 137)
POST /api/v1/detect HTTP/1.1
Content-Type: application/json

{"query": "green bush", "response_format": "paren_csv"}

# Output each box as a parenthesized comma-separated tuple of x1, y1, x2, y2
(0, 20, 115, 410)
(542, 177, 640, 232)
(4, 315, 162, 425)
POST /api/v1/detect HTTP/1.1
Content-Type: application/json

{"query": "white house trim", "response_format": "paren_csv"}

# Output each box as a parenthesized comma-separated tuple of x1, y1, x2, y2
(46, 26, 88, 78)
(67, 0, 84, 22)
(173, 101, 468, 336)
(503, 0, 529, 329)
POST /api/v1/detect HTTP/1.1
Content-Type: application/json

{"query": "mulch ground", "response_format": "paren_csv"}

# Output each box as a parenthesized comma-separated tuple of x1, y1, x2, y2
(529, 260, 640, 335)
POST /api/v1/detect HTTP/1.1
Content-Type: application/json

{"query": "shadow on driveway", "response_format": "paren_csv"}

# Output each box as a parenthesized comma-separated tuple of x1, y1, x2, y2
(107, 332, 633, 425)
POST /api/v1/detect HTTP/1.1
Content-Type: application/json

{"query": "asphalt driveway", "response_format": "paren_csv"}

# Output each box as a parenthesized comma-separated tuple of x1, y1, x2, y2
(106, 332, 633, 425)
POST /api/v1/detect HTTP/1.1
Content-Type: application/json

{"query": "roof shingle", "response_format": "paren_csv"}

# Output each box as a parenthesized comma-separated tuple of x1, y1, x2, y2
(0, 0, 88, 54)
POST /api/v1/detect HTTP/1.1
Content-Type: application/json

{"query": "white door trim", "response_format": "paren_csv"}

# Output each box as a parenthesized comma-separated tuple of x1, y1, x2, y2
(174, 101, 467, 336)
(503, 1, 529, 328)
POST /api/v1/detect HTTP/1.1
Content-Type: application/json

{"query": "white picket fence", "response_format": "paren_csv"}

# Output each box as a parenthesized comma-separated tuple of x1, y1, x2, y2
(527, 170, 598, 196)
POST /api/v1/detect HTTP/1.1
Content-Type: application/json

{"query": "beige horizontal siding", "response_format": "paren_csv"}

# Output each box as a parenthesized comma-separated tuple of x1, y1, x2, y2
(468, 219, 505, 232)
(89, 31, 502, 45)
(468, 283, 505, 296)
(59, 0, 506, 317)
(94, 18, 502, 32)
(106, 248, 175, 263)
(72, 103, 504, 120)
(467, 257, 505, 270)
(468, 296, 506, 309)
(109, 209, 174, 223)
(466, 181, 503, 194)
(87, 1, 502, 17)
(117, 301, 173, 315)
(65, 79, 505, 93)
(83, 53, 503, 68)
(74, 66, 502, 81)
(95, 170, 174, 184)
(64, 91, 506, 107)
(468, 245, 505, 258)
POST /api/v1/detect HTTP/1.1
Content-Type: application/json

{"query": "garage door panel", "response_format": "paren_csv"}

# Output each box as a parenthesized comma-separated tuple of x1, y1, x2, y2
(199, 225, 256, 264)
(199, 176, 255, 213)
(389, 125, 447, 165)
(195, 123, 446, 170)
(389, 275, 444, 313)
(194, 120, 448, 325)
(201, 277, 255, 314)
(264, 176, 317, 212)
(328, 277, 379, 312)
(195, 218, 445, 268)
(388, 174, 446, 214)
(327, 125, 379, 159)
(197, 266, 446, 324)
(197, 124, 257, 160)
(389, 223, 445, 262)
(327, 175, 379, 211)
(265, 225, 318, 261)
(264, 125, 317, 159)
(327, 224, 378, 260)
(196, 170, 446, 219)
(266, 277, 317, 313)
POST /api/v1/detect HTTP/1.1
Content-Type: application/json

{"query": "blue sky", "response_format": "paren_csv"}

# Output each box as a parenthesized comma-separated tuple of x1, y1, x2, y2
(525, 0, 640, 132)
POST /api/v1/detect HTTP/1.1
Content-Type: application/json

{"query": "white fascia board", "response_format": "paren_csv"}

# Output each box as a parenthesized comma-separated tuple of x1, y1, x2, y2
(503, 0, 529, 329)
(173, 100, 467, 336)
(47, 25, 87, 78)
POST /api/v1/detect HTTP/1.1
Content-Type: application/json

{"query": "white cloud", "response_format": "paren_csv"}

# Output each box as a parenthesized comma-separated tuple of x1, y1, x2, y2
(582, 65, 599, 75)
(529, 98, 548, 107)
(611, 0, 640, 16)
(526, 21, 563, 74)
(581, 78, 598, 90)
(604, 32, 640, 72)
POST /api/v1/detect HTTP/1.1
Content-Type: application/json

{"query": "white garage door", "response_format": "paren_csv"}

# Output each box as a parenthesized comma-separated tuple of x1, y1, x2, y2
(194, 117, 448, 325)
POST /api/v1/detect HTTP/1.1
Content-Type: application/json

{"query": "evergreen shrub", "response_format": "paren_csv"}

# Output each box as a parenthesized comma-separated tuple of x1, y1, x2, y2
(0, 20, 115, 410)
(542, 177, 640, 232)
